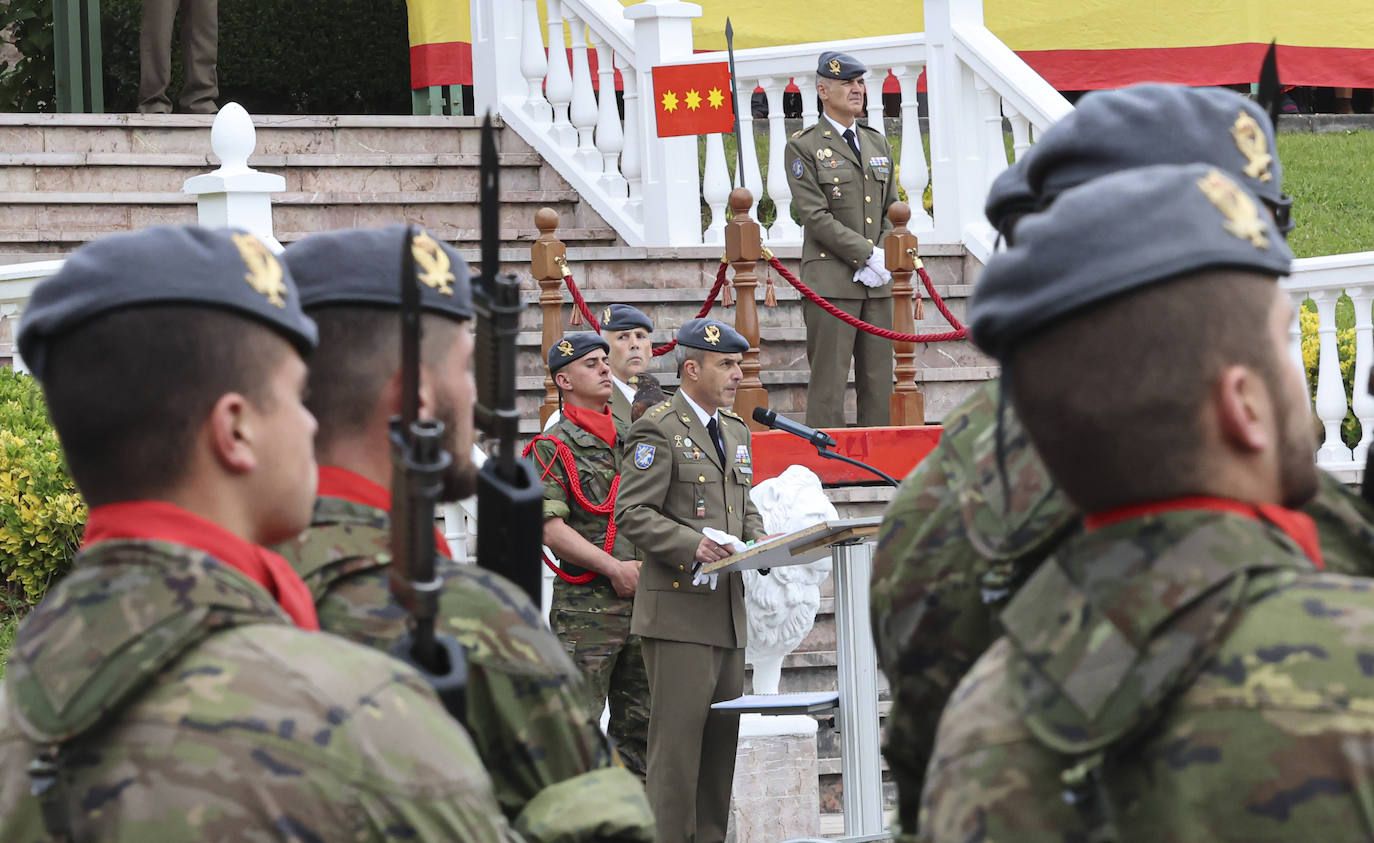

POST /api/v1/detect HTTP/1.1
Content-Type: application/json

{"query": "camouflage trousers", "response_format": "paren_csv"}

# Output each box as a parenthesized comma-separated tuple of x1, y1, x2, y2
(549, 578, 650, 781)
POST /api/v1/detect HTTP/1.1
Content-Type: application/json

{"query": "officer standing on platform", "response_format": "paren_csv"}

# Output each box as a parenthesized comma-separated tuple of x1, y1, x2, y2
(600, 304, 656, 431)
(615, 317, 767, 843)
(786, 50, 900, 428)
(139, 0, 218, 113)
(534, 332, 651, 780)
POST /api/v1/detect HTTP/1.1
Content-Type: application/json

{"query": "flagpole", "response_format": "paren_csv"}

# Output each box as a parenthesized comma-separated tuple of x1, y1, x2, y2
(725, 17, 746, 188)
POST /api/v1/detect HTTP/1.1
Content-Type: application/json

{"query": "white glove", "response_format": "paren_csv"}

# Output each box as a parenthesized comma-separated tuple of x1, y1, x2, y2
(865, 246, 892, 283)
(853, 265, 886, 288)
(692, 569, 720, 590)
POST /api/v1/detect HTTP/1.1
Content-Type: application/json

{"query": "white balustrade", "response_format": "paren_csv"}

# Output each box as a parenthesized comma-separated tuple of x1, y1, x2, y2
(1352, 286, 1374, 463)
(1004, 101, 1032, 162)
(567, 16, 601, 171)
(616, 51, 644, 219)
(800, 76, 820, 129)
(892, 63, 931, 230)
(759, 75, 802, 241)
(543, 1, 576, 149)
(591, 32, 627, 196)
(865, 68, 886, 136)
(519, 0, 551, 124)
(702, 132, 731, 245)
(737, 78, 764, 224)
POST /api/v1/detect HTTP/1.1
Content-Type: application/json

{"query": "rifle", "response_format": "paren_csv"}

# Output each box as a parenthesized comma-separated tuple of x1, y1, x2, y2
(472, 113, 545, 604)
(388, 222, 468, 720)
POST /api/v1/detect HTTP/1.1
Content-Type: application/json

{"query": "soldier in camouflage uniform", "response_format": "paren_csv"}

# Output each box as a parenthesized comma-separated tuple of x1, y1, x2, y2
(1, 226, 518, 840)
(869, 84, 1374, 836)
(272, 226, 655, 842)
(532, 332, 651, 780)
(921, 162, 1374, 840)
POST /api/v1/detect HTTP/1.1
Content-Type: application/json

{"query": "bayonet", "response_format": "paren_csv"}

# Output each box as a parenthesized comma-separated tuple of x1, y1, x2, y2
(726, 18, 746, 187)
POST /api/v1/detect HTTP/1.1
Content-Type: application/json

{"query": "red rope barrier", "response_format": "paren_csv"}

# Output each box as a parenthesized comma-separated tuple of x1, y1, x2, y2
(523, 434, 621, 585)
(765, 255, 968, 343)
(560, 261, 732, 357)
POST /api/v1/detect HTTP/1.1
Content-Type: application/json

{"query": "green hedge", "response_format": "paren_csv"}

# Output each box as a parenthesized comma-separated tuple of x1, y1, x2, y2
(0, 368, 85, 604)
(1, 0, 413, 113)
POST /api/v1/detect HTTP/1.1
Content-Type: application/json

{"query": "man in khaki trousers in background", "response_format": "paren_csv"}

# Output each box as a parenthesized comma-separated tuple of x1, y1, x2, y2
(140, 0, 218, 114)
(616, 318, 767, 843)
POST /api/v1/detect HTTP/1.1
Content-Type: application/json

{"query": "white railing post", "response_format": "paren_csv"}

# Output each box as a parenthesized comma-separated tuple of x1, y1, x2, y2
(592, 32, 628, 197)
(1312, 289, 1354, 463)
(617, 51, 645, 219)
(518, 0, 551, 124)
(1352, 286, 1374, 463)
(182, 103, 285, 252)
(922, 0, 978, 245)
(865, 67, 886, 135)
(471, 0, 526, 116)
(703, 132, 730, 245)
(544, 1, 577, 148)
(1004, 100, 1032, 162)
(800, 74, 819, 128)
(1290, 290, 1309, 395)
(737, 77, 764, 223)
(624, 0, 705, 247)
(893, 63, 931, 230)
(974, 75, 1007, 195)
(760, 75, 802, 242)
(568, 15, 602, 172)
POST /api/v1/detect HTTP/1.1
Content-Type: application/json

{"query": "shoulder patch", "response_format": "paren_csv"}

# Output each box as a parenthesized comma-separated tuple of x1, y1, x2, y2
(633, 443, 656, 469)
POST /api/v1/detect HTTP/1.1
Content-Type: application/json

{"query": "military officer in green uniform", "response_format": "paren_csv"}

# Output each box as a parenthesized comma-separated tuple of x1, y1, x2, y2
(786, 50, 900, 428)
(616, 317, 767, 843)
(2, 226, 517, 840)
(920, 161, 1374, 841)
(532, 332, 651, 780)
(601, 303, 656, 431)
(271, 226, 655, 843)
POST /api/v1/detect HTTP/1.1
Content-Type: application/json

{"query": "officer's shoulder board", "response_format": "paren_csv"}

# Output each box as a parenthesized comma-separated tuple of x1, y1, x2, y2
(647, 399, 673, 419)
(859, 122, 886, 136)
(791, 124, 817, 140)
(719, 408, 747, 425)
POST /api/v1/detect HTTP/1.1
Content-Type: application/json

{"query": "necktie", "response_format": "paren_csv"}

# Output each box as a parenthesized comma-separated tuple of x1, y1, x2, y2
(706, 417, 727, 466)
(842, 128, 861, 161)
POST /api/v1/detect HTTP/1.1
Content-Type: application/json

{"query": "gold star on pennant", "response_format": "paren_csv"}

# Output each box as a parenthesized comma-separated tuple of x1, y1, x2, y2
(661, 90, 679, 113)
(685, 89, 702, 111)
(707, 87, 726, 109)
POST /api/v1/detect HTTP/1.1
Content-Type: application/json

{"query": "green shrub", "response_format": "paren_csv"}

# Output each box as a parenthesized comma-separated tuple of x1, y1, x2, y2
(0, 368, 85, 603)
(0, 0, 56, 112)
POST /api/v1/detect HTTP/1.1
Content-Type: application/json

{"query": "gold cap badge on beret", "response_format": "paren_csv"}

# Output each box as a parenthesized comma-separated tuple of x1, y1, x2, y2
(557, 339, 576, 357)
(603, 306, 612, 324)
(704, 324, 721, 345)
(1197, 168, 1269, 249)
(412, 231, 455, 296)
(828, 59, 842, 77)
(1230, 111, 1273, 184)
(231, 233, 287, 308)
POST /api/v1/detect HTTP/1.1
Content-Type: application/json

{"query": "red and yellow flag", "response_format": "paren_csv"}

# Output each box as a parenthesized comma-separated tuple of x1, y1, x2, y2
(651, 62, 735, 138)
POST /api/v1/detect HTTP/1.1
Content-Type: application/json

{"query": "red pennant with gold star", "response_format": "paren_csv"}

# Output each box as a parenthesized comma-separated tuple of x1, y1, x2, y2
(650, 61, 735, 138)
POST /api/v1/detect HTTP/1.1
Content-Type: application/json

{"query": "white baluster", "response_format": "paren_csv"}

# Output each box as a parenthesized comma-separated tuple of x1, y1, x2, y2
(865, 68, 887, 136)
(800, 73, 819, 128)
(1313, 289, 1354, 464)
(543, 0, 576, 148)
(1004, 101, 1032, 162)
(760, 75, 801, 242)
(1290, 291, 1309, 396)
(1352, 285, 1374, 463)
(567, 16, 600, 172)
(893, 63, 931, 230)
(737, 78, 764, 223)
(616, 52, 643, 220)
(703, 133, 730, 245)
(519, 0, 550, 124)
(973, 75, 1007, 195)
(591, 33, 626, 197)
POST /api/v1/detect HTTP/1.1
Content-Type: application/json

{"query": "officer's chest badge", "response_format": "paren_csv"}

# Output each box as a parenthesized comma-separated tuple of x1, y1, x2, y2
(411, 231, 456, 295)
(1196, 168, 1269, 249)
(633, 443, 656, 469)
(735, 444, 751, 465)
(231, 233, 287, 308)
(1230, 111, 1274, 183)
(557, 339, 576, 357)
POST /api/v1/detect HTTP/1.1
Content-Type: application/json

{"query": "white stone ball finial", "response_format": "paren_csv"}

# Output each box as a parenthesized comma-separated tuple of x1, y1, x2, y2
(210, 102, 256, 176)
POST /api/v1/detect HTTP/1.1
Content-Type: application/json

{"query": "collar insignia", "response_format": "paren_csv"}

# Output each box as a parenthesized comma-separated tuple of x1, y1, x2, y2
(557, 339, 576, 357)
(231, 233, 287, 308)
(828, 59, 842, 76)
(411, 231, 455, 296)
(1196, 168, 1270, 249)
(704, 324, 722, 345)
(1230, 111, 1274, 183)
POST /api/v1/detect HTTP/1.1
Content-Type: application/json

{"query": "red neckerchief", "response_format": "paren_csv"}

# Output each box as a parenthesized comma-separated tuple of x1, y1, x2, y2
(562, 402, 618, 448)
(82, 501, 321, 630)
(1083, 495, 1324, 571)
(316, 465, 453, 558)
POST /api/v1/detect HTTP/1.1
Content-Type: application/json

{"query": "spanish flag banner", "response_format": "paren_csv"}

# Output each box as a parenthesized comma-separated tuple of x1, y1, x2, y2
(652, 62, 735, 138)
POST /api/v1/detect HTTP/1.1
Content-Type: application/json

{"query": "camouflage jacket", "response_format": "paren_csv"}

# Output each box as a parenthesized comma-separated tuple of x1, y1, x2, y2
(535, 416, 637, 613)
(273, 494, 656, 843)
(0, 539, 519, 841)
(871, 378, 1374, 835)
(918, 508, 1374, 842)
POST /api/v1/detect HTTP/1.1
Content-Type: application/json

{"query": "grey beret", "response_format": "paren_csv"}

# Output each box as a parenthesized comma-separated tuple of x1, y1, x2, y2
(985, 156, 1037, 244)
(284, 224, 473, 320)
(677, 317, 749, 353)
(18, 226, 317, 379)
(599, 303, 653, 333)
(970, 163, 1293, 360)
(548, 332, 610, 373)
(817, 51, 867, 81)
(1025, 84, 1292, 230)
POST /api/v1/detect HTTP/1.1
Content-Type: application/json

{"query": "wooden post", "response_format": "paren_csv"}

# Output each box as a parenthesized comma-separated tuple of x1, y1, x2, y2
(886, 202, 925, 425)
(725, 188, 769, 430)
(531, 207, 567, 427)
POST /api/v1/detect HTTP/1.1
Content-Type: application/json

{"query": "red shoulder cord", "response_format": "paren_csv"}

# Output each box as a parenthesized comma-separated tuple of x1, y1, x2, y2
(522, 434, 622, 584)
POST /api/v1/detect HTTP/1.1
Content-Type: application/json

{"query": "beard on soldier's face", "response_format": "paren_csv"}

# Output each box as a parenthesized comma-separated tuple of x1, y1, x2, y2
(433, 386, 480, 503)
(1273, 382, 1320, 509)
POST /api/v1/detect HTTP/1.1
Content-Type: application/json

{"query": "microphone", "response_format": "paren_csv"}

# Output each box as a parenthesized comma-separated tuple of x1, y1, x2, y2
(752, 407, 837, 449)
